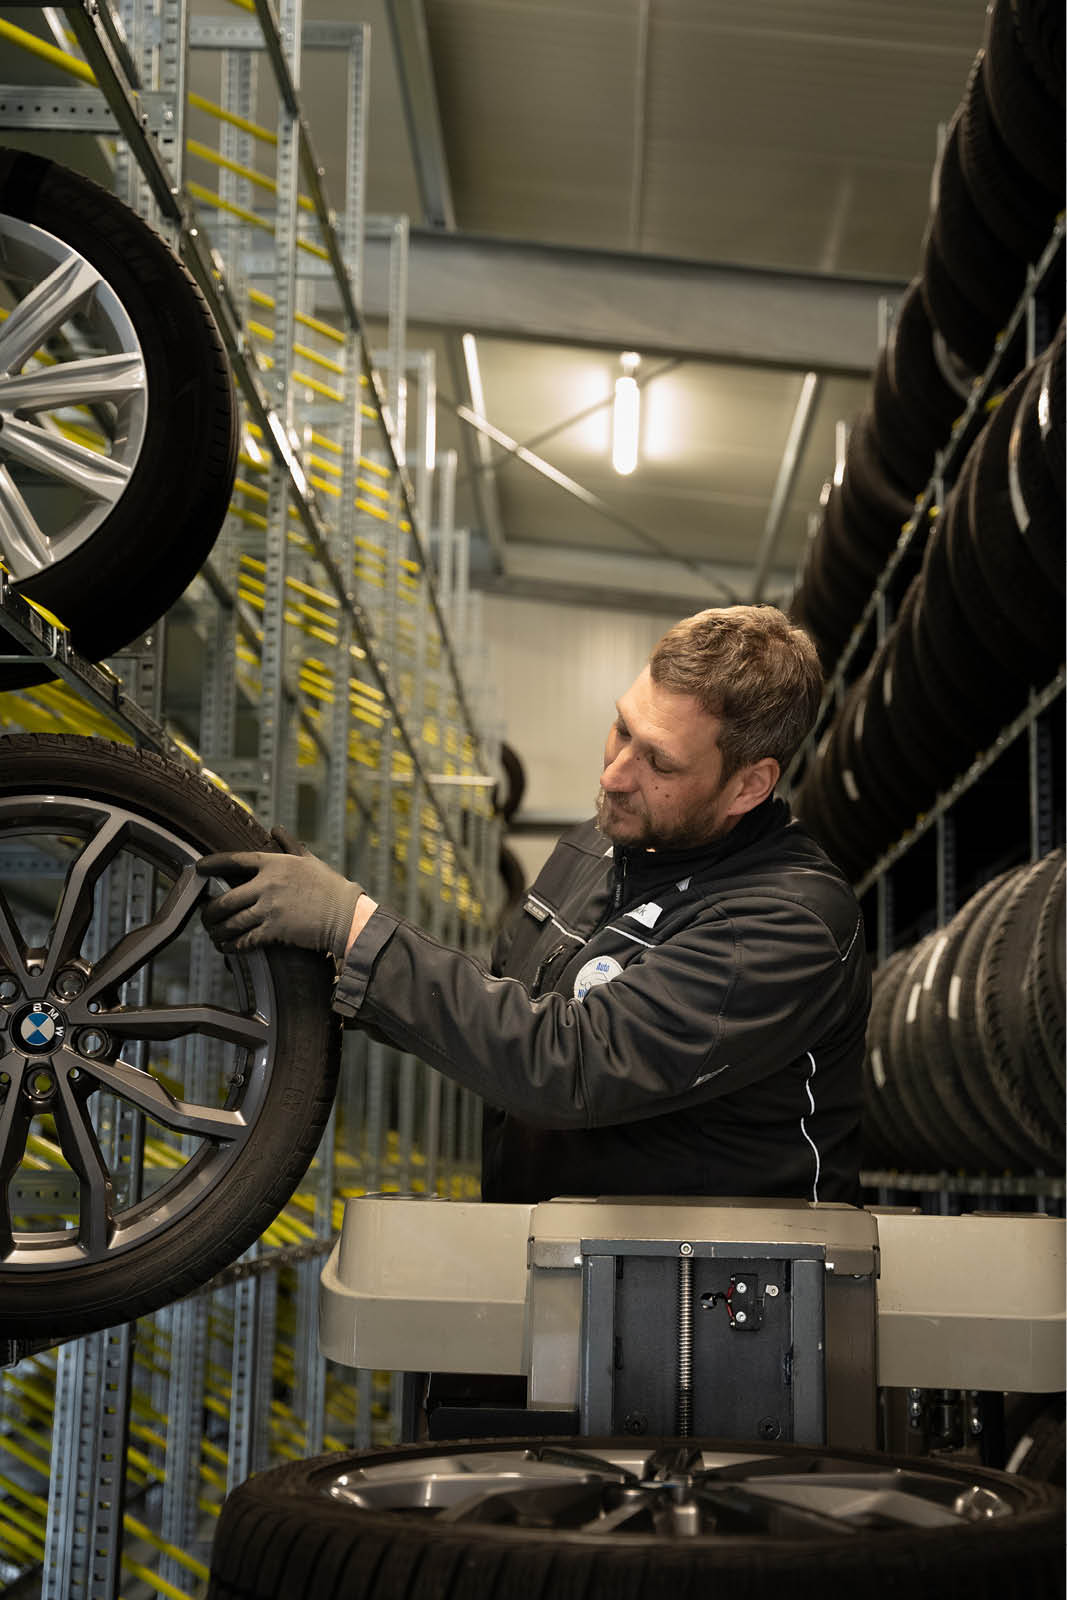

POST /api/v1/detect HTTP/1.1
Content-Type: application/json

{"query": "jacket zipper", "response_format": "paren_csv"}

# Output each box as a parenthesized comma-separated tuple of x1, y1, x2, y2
(531, 942, 569, 998)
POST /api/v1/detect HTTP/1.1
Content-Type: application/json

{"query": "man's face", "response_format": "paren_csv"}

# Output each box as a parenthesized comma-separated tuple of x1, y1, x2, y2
(596, 667, 741, 850)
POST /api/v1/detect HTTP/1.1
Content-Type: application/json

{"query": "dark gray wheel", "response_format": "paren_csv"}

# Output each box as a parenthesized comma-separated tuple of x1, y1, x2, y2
(0, 735, 340, 1340)
(206, 1436, 1067, 1600)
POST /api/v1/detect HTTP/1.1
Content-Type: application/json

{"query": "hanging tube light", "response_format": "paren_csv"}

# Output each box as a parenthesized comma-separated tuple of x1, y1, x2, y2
(612, 351, 641, 476)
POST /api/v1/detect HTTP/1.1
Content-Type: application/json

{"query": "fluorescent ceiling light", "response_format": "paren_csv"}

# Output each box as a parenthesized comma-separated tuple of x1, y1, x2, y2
(612, 352, 640, 476)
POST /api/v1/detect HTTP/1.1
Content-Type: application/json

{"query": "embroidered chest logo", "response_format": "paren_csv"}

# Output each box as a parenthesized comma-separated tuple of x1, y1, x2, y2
(573, 955, 623, 1001)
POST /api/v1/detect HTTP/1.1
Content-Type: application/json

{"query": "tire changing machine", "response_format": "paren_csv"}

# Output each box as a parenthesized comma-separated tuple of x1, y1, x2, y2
(319, 1198, 1065, 1452)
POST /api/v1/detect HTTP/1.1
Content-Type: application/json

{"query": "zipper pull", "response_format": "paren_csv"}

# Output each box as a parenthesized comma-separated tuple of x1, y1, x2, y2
(612, 853, 629, 912)
(532, 942, 568, 997)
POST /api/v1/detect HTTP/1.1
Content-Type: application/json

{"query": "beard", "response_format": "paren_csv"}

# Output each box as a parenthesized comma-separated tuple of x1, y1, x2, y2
(595, 788, 732, 851)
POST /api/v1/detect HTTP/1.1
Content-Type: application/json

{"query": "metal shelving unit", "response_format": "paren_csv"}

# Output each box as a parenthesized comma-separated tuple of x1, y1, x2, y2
(789, 220, 1065, 1213)
(0, 3, 503, 1593)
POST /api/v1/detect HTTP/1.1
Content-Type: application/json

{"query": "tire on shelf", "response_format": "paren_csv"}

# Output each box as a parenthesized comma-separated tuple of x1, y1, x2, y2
(983, 0, 1065, 197)
(975, 849, 1066, 1169)
(861, 950, 913, 1169)
(932, 113, 1029, 327)
(1006, 351, 1066, 593)
(1025, 860, 1066, 1084)
(884, 934, 956, 1174)
(492, 743, 527, 824)
(883, 578, 976, 797)
(205, 1437, 1067, 1600)
(958, 52, 1060, 262)
(870, 346, 937, 493)
(1038, 319, 1065, 497)
(966, 365, 1064, 681)
(942, 867, 1048, 1172)
(913, 874, 1024, 1173)
(920, 224, 999, 375)
(840, 411, 916, 553)
(944, 436, 1043, 683)
(0, 147, 238, 689)
(887, 279, 973, 445)
(0, 735, 341, 1340)
(1019, 862, 1066, 1128)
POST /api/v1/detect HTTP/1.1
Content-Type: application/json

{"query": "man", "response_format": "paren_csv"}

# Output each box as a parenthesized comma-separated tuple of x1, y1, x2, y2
(198, 605, 870, 1206)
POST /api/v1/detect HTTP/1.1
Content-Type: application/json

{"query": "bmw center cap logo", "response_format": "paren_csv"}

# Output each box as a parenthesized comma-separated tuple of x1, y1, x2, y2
(16, 1003, 65, 1054)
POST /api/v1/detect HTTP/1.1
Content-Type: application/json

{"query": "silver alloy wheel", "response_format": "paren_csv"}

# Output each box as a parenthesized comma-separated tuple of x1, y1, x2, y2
(326, 1444, 1019, 1536)
(0, 795, 274, 1270)
(0, 213, 148, 582)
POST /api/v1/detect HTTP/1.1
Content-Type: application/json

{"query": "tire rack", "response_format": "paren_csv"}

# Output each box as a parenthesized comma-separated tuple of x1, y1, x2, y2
(0, 3, 502, 1595)
(786, 216, 1065, 1214)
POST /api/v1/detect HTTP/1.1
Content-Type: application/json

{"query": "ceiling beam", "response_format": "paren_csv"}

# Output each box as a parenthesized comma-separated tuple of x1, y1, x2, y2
(359, 229, 904, 376)
(382, 0, 508, 574)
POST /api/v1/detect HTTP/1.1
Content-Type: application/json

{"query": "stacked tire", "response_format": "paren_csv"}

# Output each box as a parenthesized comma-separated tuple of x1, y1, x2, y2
(861, 849, 1065, 1175)
(793, 330, 1064, 884)
(791, 0, 1065, 674)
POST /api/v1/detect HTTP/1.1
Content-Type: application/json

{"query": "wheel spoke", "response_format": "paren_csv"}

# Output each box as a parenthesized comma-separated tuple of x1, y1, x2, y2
(0, 415, 132, 503)
(0, 886, 31, 983)
(692, 1480, 856, 1538)
(581, 1497, 657, 1535)
(41, 812, 131, 988)
(534, 1446, 639, 1484)
(0, 1058, 31, 1257)
(74, 865, 210, 1005)
(0, 463, 53, 580)
(53, 1056, 114, 1257)
(74, 1054, 247, 1141)
(0, 352, 145, 413)
(95, 1004, 269, 1051)
(0, 251, 101, 374)
(438, 1480, 608, 1528)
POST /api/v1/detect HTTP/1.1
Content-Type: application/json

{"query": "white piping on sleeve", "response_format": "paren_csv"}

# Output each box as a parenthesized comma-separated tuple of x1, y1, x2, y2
(800, 1050, 821, 1203)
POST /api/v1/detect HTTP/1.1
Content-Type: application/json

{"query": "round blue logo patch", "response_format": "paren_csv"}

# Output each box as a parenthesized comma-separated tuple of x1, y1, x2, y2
(573, 955, 624, 1001)
(17, 1004, 64, 1053)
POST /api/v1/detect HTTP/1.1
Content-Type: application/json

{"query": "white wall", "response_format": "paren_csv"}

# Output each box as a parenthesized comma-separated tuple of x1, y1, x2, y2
(484, 594, 673, 880)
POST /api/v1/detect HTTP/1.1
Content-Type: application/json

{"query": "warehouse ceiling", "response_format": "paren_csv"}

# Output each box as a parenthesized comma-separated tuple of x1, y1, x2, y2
(305, 0, 991, 611)
(0, 0, 991, 612)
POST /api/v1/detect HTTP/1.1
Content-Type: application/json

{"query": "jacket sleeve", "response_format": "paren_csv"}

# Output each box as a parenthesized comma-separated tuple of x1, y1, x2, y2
(331, 896, 864, 1130)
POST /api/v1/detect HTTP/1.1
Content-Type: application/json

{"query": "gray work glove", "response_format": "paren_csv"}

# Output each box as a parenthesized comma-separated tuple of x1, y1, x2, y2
(197, 824, 363, 958)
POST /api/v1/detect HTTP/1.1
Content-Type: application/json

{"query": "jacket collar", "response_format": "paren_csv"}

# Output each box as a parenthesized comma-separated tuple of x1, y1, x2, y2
(611, 794, 790, 894)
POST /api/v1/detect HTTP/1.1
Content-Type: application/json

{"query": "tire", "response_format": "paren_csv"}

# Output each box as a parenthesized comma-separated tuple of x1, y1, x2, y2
(958, 51, 1061, 262)
(916, 497, 1022, 739)
(1039, 321, 1065, 498)
(920, 224, 998, 375)
(861, 950, 912, 1168)
(975, 850, 1067, 1167)
(884, 934, 954, 1173)
(0, 147, 238, 687)
(966, 366, 1064, 677)
(1008, 353, 1065, 591)
(913, 873, 1023, 1172)
(932, 114, 1028, 327)
(206, 1436, 1067, 1600)
(983, 0, 1065, 196)
(944, 436, 1040, 683)
(492, 744, 526, 824)
(943, 868, 1045, 1171)
(0, 735, 341, 1340)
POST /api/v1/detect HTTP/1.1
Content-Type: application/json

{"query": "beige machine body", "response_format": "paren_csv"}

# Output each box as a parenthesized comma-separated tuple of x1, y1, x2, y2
(319, 1197, 1065, 1448)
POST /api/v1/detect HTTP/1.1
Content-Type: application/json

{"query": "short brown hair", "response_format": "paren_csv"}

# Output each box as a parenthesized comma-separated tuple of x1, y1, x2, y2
(649, 605, 823, 778)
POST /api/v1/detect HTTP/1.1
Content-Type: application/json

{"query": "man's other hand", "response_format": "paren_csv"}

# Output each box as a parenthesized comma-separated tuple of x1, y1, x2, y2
(197, 826, 363, 957)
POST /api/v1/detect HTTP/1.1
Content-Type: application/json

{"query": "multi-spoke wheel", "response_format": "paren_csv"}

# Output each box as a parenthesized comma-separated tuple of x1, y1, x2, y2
(207, 1436, 1066, 1600)
(0, 146, 236, 687)
(0, 735, 339, 1339)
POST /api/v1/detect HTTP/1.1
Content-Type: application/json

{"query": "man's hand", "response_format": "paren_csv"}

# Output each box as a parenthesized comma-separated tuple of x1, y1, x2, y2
(197, 825, 364, 957)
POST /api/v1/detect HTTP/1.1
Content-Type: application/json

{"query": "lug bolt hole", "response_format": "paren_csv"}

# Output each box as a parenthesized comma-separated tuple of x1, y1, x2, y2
(76, 1029, 111, 1060)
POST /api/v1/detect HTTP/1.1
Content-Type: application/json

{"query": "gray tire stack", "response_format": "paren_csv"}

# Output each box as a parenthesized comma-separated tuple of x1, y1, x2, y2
(861, 849, 1065, 1174)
